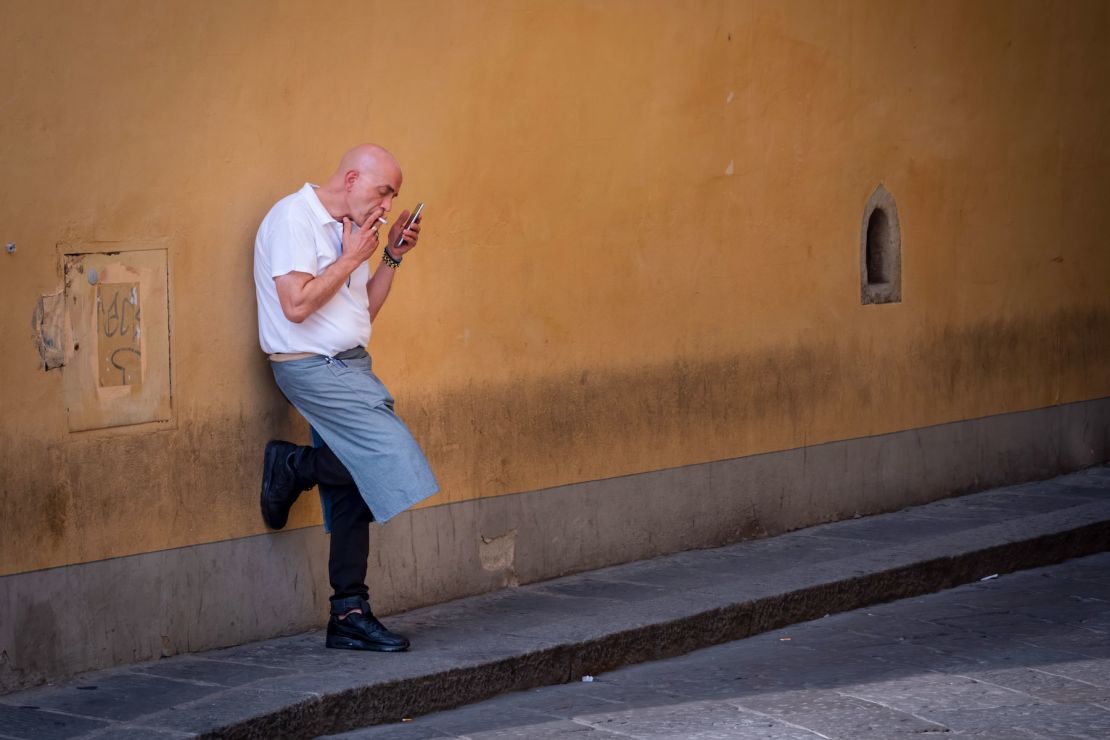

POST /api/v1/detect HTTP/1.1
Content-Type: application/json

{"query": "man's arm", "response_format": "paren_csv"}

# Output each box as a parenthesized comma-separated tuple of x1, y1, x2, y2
(275, 259, 359, 324)
(275, 213, 382, 324)
(366, 210, 422, 321)
(366, 260, 397, 322)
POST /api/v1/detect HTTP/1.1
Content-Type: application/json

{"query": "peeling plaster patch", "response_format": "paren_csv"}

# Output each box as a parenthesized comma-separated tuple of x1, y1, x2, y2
(725, 160, 735, 176)
(32, 290, 66, 370)
(726, 90, 734, 104)
(479, 529, 518, 586)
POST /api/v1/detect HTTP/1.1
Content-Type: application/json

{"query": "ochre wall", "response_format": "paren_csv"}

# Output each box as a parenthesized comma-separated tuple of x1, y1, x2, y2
(2, 0, 1108, 577)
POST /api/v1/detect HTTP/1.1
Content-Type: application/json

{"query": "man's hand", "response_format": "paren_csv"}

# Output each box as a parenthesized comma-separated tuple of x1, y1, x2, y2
(367, 207, 422, 321)
(385, 208, 422, 258)
(341, 207, 385, 266)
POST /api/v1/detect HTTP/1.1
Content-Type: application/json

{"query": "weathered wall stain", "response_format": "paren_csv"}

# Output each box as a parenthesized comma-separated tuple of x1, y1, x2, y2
(0, 387, 303, 576)
(479, 529, 519, 587)
(2, 306, 1107, 578)
(1, 595, 61, 693)
(404, 306, 1110, 504)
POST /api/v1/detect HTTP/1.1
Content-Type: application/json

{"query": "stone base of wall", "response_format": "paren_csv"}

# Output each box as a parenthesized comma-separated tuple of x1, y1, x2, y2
(3, 397, 1108, 693)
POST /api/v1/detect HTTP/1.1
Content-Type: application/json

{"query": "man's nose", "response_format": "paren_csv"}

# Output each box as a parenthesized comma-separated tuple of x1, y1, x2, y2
(381, 196, 394, 212)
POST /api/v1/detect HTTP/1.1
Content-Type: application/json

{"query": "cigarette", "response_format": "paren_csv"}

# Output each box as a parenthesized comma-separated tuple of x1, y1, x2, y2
(376, 217, 388, 225)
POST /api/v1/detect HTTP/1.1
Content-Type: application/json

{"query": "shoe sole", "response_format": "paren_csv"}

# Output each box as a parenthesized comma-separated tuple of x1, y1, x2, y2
(260, 441, 285, 530)
(326, 635, 409, 652)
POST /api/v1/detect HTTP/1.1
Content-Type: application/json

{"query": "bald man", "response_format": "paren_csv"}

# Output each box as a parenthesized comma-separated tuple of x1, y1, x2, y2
(253, 144, 438, 652)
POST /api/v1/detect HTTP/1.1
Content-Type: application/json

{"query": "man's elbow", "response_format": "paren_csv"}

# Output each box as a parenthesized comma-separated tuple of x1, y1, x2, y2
(280, 305, 310, 324)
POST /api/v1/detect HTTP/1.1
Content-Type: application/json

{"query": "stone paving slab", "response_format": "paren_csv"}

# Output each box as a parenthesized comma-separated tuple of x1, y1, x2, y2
(371, 552, 1110, 739)
(0, 466, 1107, 739)
(0, 703, 109, 740)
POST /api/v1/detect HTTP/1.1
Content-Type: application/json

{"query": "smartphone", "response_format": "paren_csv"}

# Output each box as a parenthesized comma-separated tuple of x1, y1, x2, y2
(395, 202, 424, 248)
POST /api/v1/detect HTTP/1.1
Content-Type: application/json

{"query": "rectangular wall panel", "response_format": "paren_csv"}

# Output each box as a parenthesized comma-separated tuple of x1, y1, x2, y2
(63, 248, 172, 431)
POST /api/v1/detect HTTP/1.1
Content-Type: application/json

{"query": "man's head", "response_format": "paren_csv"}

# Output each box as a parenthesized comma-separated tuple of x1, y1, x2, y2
(326, 144, 402, 225)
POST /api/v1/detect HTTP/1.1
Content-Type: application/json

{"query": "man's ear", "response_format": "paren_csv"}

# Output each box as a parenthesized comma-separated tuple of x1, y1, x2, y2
(344, 170, 359, 191)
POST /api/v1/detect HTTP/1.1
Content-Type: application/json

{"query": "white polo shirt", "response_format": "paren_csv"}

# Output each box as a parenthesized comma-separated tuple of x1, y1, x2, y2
(254, 183, 372, 355)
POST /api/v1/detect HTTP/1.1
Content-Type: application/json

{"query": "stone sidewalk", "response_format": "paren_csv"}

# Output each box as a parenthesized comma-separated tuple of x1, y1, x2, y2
(352, 552, 1110, 739)
(1, 466, 1107, 739)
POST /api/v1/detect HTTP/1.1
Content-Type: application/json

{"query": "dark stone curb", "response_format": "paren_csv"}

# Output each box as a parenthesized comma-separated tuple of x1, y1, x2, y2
(202, 508, 1110, 738)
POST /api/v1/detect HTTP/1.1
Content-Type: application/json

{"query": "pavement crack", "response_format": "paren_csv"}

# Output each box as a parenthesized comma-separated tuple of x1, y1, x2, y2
(945, 671, 1043, 700)
(1028, 665, 1108, 689)
(569, 716, 641, 737)
(836, 690, 951, 732)
(728, 703, 833, 738)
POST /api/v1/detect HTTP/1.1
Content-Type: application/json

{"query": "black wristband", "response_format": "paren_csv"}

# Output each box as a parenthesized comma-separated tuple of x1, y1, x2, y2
(382, 247, 402, 269)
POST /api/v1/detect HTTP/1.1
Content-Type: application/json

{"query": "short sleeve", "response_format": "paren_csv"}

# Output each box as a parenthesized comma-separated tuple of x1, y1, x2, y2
(268, 209, 318, 278)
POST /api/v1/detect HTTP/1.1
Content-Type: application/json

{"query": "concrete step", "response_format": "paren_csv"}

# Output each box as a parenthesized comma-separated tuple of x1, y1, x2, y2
(1, 466, 1108, 740)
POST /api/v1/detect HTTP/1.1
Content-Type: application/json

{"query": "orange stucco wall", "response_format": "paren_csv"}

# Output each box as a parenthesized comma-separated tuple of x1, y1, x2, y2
(2, 0, 1108, 577)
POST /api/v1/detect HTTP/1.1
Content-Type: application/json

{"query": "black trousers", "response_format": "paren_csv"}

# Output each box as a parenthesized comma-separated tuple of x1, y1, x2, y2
(295, 445, 374, 604)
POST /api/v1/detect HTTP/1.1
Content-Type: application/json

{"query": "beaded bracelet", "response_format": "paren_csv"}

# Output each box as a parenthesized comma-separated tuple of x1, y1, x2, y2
(382, 247, 402, 270)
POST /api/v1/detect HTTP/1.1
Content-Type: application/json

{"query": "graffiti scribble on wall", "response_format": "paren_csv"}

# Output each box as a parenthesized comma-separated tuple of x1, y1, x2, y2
(96, 282, 142, 388)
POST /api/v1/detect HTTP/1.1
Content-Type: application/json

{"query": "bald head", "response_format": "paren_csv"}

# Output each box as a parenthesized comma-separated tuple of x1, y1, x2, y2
(317, 143, 403, 225)
(336, 144, 400, 181)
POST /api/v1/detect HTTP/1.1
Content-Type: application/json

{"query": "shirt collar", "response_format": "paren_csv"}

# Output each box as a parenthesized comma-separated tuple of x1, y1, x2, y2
(299, 183, 340, 227)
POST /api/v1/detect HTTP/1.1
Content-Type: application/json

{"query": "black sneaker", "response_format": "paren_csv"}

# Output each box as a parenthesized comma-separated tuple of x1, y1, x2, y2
(326, 607, 410, 652)
(260, 440, 310, 530)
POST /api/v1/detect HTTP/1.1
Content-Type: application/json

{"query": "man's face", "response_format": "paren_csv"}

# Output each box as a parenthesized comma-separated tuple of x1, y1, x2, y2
(346, 163, 402, 226)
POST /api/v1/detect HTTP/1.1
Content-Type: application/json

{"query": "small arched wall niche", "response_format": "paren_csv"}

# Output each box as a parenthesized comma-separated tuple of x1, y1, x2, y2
(860, 185, 902, 305)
